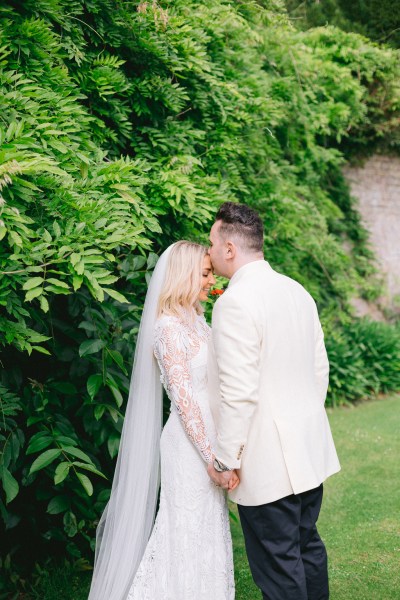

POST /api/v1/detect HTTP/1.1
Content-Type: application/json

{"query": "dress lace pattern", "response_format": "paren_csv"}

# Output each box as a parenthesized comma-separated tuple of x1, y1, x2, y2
(154, 313, 213, 463)
(127, 312, 235, 600)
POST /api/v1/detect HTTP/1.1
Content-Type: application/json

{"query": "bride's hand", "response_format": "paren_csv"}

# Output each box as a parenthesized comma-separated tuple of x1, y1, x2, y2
(228, 470, 240, 491)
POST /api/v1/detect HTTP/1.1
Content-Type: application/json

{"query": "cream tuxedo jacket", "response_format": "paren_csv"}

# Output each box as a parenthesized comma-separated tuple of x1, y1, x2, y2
(208, 260, 340, 506)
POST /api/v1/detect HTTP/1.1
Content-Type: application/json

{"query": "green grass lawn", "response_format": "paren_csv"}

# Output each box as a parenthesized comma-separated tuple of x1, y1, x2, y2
(232, 394, 400, 600)
(31, 395, 400, 599)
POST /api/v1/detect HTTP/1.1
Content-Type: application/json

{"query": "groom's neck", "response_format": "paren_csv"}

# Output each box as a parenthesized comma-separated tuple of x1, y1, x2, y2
(228, 252, 264, 279)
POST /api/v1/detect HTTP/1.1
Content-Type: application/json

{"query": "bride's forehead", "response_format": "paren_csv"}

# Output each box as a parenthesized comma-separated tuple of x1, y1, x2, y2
(203, 254, 212, 265)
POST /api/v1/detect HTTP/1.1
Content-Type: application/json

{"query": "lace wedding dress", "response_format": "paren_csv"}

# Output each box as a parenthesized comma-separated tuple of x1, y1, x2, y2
(127, 312, 235, 600)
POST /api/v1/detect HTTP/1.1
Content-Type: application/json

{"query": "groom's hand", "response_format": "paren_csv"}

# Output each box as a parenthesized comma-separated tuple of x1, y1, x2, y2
(207, 463, 238, 490)
(229, 470, 240, 491)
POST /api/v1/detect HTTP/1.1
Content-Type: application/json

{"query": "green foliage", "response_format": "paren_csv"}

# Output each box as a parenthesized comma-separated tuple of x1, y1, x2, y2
(286, 0, 400, 49)
(0, 0, 399, 588)
(326, 319, 400, 405)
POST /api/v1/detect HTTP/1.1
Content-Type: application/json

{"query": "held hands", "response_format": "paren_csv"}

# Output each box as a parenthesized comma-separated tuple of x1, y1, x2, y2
(207, 462, 240, 491)
(228, 469, 240, 491)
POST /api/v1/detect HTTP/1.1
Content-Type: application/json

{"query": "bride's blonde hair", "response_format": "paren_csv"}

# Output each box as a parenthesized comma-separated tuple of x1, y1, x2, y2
(157, 241, 208, 319)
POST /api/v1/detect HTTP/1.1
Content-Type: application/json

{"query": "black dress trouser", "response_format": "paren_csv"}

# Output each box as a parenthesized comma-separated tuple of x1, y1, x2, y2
(238, 484, 329, 600)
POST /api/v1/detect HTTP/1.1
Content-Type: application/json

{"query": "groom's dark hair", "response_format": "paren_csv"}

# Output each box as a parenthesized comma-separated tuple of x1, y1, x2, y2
(215, 202, 264, 253)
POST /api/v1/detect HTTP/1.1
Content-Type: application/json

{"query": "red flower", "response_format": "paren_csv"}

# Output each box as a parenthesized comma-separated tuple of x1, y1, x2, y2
(210, 289, 224, 296)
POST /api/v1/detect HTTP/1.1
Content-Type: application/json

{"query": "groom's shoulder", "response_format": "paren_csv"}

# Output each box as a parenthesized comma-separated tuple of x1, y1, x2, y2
(272, 271, 319, 313)
(234, 264, 316, 306)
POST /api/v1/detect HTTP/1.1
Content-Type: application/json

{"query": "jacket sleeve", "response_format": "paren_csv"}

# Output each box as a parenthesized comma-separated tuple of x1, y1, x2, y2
(212, 295, 260, 469)
(313, 306, 329, 405)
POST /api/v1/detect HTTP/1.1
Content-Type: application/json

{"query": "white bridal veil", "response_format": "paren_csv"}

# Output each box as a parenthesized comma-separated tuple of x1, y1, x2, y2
(88, 245, 175, 600)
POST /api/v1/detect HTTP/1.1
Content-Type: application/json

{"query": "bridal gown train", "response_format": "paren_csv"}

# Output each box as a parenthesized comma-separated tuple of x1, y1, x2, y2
(127, 313, 235, 600)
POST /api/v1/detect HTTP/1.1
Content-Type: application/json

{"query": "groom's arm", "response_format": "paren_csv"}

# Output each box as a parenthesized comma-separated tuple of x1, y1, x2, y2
(313, 305, 329, 405)
(212, 294, 260, 470)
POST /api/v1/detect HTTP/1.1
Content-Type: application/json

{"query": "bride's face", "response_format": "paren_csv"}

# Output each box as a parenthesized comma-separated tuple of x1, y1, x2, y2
(198, 254, 216, 302)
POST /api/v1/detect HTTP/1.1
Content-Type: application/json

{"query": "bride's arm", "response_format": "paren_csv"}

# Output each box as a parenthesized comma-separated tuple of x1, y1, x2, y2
(154, 320, 213, 464)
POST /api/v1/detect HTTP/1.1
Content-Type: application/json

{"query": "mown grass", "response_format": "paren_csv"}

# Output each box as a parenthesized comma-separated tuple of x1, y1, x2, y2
(233, 394, 400, 600)
(30, 395, 400, 599)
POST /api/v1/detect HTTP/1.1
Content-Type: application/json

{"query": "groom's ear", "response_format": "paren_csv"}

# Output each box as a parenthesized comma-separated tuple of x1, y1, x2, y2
(226, 241, 236, 259)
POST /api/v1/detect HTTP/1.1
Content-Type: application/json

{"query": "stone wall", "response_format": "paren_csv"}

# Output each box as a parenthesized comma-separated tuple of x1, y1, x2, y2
(344, 155, 400, 310)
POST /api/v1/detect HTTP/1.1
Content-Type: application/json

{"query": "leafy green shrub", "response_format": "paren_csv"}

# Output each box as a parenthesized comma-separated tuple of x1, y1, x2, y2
(286, 0, 400, 49)
(327, 318, 400, 405)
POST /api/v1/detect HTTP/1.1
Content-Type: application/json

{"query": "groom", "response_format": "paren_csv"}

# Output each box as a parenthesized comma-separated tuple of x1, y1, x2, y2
(207, 202, 340, 600)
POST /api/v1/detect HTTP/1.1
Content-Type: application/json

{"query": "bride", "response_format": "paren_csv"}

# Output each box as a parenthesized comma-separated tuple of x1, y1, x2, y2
(88, 241, 237, 600)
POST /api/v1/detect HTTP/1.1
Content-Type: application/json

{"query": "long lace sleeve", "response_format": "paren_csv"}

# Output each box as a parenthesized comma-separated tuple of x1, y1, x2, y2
(154, 318, 213, 464)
